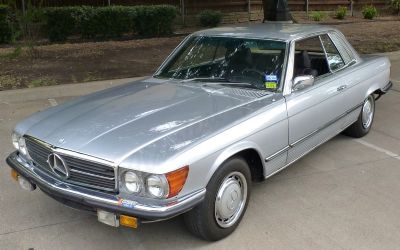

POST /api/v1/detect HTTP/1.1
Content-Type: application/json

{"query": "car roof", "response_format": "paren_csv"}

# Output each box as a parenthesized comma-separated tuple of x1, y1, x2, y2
(193, 23, 337, 42)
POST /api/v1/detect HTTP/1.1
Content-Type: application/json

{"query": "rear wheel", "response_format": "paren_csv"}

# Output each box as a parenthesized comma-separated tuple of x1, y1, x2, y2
(344, 94, 375, 138)
(184, 157, 251, 241)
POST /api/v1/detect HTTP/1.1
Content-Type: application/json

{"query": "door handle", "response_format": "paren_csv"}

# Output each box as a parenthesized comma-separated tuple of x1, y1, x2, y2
(337, 85, 347, 92)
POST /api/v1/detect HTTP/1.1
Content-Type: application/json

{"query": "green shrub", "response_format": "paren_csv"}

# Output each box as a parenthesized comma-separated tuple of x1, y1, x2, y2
(309, 11, 326, 22)
(335, 6, 347, 20)
(78, 6, 134, 39)
(45, 7, 81, 42)
(390, 0, 400, 15)
(0, 5, 12, 43)
(44, 5, 176, 41)
(362, 5, 378, 20)
(134, 5, 177, 36)
(199, 10, 222, 27)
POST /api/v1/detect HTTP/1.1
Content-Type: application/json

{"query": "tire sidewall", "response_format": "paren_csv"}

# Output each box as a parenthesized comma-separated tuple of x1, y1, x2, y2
(202, 157, 252, 240)
(360, 95, 376, 134)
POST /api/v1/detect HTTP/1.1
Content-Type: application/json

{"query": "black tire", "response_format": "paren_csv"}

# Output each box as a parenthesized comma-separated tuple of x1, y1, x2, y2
(344, 95, 375, 138)
(184, 157, 252, 241)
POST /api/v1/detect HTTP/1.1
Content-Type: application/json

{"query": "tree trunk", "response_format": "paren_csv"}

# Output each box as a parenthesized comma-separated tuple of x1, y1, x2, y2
(263, 0, 292, 22)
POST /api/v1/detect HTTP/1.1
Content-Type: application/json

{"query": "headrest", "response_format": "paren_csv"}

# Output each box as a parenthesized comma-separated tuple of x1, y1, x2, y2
(295, 50, 312, 68)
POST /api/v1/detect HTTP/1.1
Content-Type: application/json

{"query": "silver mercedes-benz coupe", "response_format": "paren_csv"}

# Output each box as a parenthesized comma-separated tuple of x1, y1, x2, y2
(7, 23, 392, 241)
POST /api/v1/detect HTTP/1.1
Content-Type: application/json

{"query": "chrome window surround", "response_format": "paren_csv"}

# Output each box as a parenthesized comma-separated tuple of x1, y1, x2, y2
(319, 34, 346, 73)
(154, 34, 290, 94)
(328, 32, 359, 64)
(24, 136, 118, 191)
(283, 30, 358, 96)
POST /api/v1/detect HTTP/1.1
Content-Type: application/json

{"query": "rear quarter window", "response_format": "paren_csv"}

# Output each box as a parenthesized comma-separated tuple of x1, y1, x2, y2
(329, 33, 356, 65)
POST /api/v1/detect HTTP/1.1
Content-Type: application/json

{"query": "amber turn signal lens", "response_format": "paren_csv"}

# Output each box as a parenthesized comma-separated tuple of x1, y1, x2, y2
(11, 169, 18, 181)
(120, 215, 138, 228)
(166, 166, 189, 198)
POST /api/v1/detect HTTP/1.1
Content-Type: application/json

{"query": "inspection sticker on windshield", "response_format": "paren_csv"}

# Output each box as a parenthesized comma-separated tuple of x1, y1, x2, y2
(265, 75, 278, 90)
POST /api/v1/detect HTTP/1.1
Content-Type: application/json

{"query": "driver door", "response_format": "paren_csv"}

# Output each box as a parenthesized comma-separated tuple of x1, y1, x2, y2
(286, 34, 348, 163)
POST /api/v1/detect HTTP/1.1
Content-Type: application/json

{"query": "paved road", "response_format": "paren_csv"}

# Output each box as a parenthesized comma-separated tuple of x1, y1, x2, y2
(0, 54, 400, 249)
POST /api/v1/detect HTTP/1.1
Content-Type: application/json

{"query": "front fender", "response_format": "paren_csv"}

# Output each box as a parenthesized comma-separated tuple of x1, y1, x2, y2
(205, 141, 264, 183)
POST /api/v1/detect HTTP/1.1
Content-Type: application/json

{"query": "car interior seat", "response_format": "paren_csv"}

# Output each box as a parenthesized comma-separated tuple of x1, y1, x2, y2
(295, 50, 318, 77)
(226, 47, 253, 75)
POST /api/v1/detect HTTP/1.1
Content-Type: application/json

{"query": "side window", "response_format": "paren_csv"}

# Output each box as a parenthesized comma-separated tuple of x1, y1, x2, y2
(329, 33, 355, 64)
(320, 34, 345, 71)
(294, 36, 330, 78)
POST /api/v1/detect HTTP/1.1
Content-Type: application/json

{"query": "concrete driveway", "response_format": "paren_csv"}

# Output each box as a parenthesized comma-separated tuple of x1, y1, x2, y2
(1, 54, 400, 250)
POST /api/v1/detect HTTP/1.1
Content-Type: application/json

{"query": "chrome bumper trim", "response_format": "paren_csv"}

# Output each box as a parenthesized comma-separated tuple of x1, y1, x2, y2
(7, 152, 205, 220)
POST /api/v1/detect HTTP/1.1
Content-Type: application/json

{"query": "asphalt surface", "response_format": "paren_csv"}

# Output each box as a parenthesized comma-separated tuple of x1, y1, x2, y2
(1, 53, 400, 249)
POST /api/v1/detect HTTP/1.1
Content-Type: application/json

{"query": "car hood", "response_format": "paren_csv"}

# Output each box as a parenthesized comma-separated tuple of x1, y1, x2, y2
(19, 78, 273, 164)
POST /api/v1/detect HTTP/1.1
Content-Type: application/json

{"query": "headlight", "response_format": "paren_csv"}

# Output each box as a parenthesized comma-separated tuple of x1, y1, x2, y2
(12, 132, 20, 150)
(124, 171, 143, 194)
(146, 175, 169, 198)
(18, 137, 28, 156)
(119, 166, 189, 199)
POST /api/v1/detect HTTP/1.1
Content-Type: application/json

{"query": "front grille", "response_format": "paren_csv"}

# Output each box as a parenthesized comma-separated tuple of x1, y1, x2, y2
(25, 137, 116, 192)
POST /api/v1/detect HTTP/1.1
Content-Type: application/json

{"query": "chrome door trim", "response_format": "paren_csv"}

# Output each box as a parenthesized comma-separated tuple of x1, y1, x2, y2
(264, 101, 363, 162)
(290, 102, 363, 147)
(319, 35, 333, 74)
(283, 40, 295, 96)
(265, 145, 290, 162)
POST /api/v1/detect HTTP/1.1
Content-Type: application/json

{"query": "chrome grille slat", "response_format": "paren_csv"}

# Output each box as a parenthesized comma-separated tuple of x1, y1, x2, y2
(69, 173, 115, 186)
(25, 137, 116, 193)
(69, 169, 115, 180)
(62, 156, 114, 177)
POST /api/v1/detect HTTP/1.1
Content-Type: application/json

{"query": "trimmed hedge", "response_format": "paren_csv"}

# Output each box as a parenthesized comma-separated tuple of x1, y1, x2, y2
(199, 10, 222, 27)
(134, 5, 177, 36)
(0, 5, 12, 43)
(78, 6, 134, 38)
(45, 5, 177, 42)
(45, 7, 81, 42)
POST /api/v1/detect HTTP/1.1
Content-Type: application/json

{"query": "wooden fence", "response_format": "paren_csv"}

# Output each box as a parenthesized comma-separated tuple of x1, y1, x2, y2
(1, 0, 388, 11)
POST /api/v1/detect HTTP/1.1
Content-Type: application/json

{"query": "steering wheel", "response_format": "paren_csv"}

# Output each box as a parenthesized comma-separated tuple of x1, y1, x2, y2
(239, 68, 266, 88)
(241, 68, 265, 78)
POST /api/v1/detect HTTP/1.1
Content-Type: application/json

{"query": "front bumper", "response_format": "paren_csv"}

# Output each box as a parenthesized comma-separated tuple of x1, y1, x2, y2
(381, 81, 393, 93)
(6, 151, 205, 221)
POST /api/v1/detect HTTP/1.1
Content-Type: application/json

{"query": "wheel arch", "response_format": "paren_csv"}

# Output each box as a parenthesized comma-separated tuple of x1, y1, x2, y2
(206, 142, 265, 184)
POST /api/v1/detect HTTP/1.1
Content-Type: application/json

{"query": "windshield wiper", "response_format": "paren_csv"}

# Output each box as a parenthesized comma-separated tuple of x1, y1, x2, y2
(180, 77, 264, 90)
(180, 77, 229, 83)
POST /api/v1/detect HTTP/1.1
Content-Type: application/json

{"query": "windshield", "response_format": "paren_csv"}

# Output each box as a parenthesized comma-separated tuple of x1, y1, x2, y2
(155, 36, 287, 91)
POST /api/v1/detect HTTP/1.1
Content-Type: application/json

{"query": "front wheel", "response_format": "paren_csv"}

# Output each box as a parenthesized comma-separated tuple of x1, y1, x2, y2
(184, 157, 251, 241)
(344, 94, 375, 138)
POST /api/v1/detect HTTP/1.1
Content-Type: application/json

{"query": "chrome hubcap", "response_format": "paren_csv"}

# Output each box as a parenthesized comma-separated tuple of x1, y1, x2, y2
(214, 172, 247, 228)
(362, 96, 374, 129)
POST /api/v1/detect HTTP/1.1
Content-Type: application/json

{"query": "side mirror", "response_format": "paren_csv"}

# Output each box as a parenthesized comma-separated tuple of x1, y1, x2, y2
(292, 75, 315, 91)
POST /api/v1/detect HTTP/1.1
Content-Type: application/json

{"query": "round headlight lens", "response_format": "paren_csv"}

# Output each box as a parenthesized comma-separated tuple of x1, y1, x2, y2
(124, 171, 142, 194)
(18, 137, 28, 156)
(146, 175, 169, 198)
(12, 133, 20, 150)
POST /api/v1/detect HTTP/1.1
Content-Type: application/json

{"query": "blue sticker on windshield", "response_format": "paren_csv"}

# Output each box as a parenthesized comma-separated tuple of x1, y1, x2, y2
(265, 75, 278, 82)
(264, 75, 278, 89)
